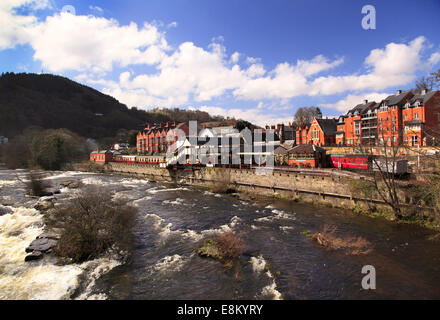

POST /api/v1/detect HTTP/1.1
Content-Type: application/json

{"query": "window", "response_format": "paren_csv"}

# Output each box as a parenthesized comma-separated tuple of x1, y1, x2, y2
(415, 113, 419, 120)
(404, 114, 407, 121)
(412, 135, 418, 146)
(392, 116, 396, 123)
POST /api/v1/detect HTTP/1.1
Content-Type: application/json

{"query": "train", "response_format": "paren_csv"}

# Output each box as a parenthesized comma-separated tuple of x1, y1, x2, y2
(329, 154, 408, 175)
(111, 153, 408, 175)
(113, 154, 167, 165)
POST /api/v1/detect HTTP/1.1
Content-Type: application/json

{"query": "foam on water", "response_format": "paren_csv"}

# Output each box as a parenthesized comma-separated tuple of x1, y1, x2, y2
(250, 255, 283, 300)
(144, 213, 242, 243)
(150, 254, 187, 274)
(0, 205, 121, 300)
(254, 209, 296, 223)
(147, 187, 190, 194)
(250, 255, 267, 273)
(75, 258, 122, 300)
(162, 198, 186, 206)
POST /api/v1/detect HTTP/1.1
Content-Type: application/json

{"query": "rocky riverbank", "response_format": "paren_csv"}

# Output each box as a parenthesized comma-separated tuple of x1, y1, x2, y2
(24, 180, 83, 263)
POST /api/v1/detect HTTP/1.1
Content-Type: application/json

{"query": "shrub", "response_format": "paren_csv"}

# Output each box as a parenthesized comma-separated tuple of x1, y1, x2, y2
(47, 186, 137, 263)
(312, 225, 372, 255)
(198, 232, 245, 267)
(215, 232, 245, 262)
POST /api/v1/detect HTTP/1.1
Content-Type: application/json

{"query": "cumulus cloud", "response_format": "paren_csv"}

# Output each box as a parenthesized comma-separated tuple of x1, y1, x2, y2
(429, 52, 440, 66)
(26, 12, 169, 73)
(322, 92, 391, 112)
(89, 5, 104, 14)
(0, 0, 49, 49)
(198, 105, 289, 127)
(1, 2, 439, 118)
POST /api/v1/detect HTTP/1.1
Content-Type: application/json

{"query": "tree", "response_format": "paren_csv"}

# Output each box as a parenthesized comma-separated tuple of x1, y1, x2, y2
(2, 128, 88, 170)
(414, 68, 440, 93)
(293, 106, 322, 126)
(415, 76, 434, 92)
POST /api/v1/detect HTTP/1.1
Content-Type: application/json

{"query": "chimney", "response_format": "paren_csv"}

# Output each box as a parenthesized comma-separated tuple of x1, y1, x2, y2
(396, 90, 402, 95)
(364, 99, 368, 104)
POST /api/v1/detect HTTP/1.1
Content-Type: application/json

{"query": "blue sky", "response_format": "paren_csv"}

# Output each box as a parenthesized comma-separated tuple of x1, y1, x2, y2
(1, 0, 440, 126)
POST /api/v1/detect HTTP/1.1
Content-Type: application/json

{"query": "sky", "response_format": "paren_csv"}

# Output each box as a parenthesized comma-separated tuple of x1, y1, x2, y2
(1, 0, 440, 126)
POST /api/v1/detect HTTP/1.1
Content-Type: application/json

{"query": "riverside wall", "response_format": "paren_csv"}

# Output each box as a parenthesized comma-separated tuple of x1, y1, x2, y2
(106, 162, 401, 213)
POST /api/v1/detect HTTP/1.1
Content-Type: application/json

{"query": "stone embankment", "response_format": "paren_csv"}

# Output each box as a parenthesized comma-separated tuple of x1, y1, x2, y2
(105, 162, 436, 223)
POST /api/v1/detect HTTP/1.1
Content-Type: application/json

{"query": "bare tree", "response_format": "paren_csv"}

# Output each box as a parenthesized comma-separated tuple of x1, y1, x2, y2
(293, 106, 322, 126)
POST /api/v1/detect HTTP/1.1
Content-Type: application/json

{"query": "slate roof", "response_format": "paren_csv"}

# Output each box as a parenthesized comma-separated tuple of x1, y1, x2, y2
(315, 118, 337, 136)
(382, 90, 413, 106)
(347, 101, 376, 115)
(287, 144, 326, 154)
(274, 145, 288, 155)
(407, 90, 438, 106)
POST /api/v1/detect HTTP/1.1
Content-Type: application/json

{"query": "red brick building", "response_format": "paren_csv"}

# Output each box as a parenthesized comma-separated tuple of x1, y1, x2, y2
(376, 90, 413, 146)
(295, 124, 309, 145)
(306, 117, 337, 146)
(402, 90, 440, 146)
(287, 144, 327, 168)
(90, 149, 113, 164)
(342, 100, 377, 146)
(137, 122, 189, 154)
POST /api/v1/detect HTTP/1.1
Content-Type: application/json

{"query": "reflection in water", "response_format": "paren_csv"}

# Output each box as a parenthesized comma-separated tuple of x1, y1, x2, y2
(1, 169, 440, 299)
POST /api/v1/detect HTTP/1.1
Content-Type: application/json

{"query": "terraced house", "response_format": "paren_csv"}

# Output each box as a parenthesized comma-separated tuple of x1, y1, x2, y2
(299, 89, 440, 147)
(137, 122, 189, 154)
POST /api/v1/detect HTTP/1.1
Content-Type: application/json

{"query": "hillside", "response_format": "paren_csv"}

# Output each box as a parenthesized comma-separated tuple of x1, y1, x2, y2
(0, 73, 231, 139)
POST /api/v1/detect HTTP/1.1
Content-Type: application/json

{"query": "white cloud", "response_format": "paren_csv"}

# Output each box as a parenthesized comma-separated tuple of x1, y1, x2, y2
(26, 12, 169, 73)
(429, 52, 440, 66)
(89, 5, 103, 14)
(0, 0, 50, 49)
(309, 37, 427, 96)
(167, 21, 178, 28)
(322, 92, 391, 112)
(198, 105, 289, 127)
(1, 3, 438, 116)
(230, 51, 240, 64)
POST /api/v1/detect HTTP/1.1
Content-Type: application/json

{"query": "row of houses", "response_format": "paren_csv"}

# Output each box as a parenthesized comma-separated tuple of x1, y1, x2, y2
(136, 122, 189, 154)
(269, 89, 440, 147)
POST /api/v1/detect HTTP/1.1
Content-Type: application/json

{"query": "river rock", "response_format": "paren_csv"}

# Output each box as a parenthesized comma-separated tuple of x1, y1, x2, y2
(25, 237, 58, 253)
(0, 205, 13, 216)
(37, 230, 61, 240)
(60, 180, 82, 189)
(34, 199, 55, 212)
(25, 251, 43, 262)
(46, 187, 61, 195)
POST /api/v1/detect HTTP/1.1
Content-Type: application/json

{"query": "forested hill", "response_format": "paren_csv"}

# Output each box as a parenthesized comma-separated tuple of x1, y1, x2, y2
(0, 73, 230, 139)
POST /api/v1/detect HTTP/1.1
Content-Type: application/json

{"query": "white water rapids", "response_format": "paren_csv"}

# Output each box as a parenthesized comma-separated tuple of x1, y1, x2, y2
(0, 171, 120, 300)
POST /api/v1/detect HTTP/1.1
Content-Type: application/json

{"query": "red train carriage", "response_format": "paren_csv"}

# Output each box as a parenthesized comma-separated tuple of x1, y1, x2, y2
(329, 154, 371, 170)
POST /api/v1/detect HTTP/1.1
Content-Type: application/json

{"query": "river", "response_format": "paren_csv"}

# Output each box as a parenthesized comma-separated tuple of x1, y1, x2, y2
(0, 169, 439, 299)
